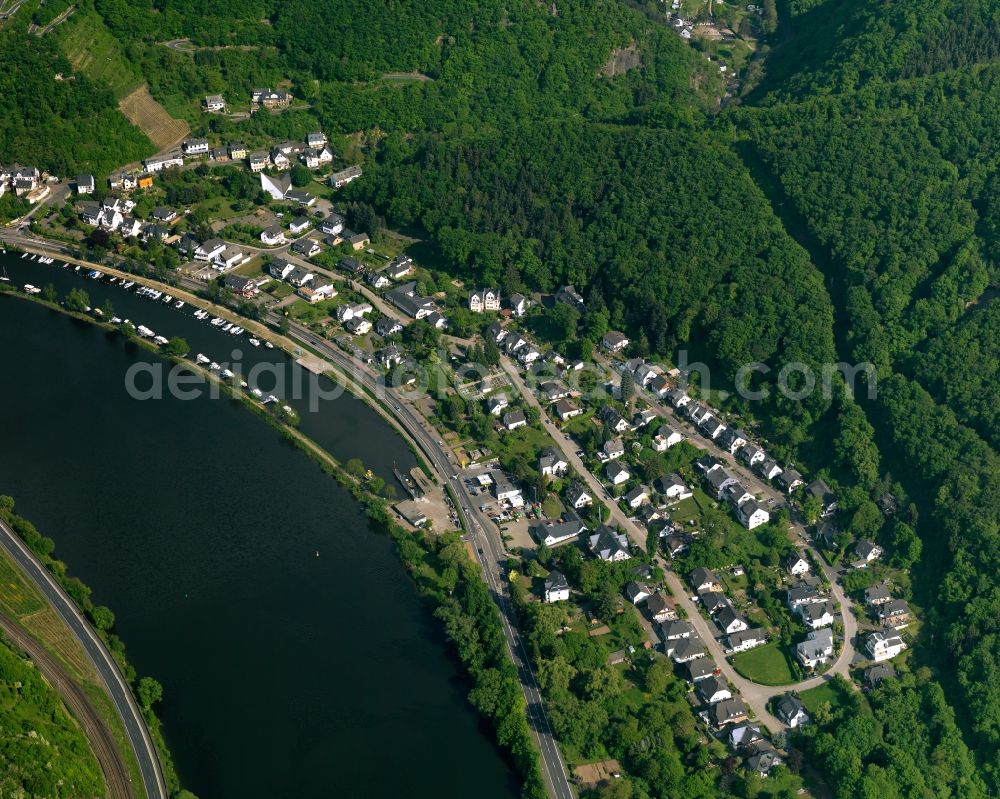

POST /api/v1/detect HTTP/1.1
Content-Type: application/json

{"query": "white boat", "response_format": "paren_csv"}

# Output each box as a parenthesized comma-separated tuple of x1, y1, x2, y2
(137, 325, 155, 338)
(209, 362, 221, 371)
(222, 323, 233, 332)
(21, 252, 27, 259)
(230, 326, 243, 335)
(29, 254, 36, 261)
(240, 380, 248, 388)
(108, 277, 118, 284)
(92, 308, 104, 318)
(211, 317, 224, 326)
(248, 337, 261, 347)
(264, 341, 274, 349)
(74, 265, 81, 272)
(122, 281, 135, 289)
(264, 394, 278, 404)
(23, 284, 41, 295)
(220, 369, 234, 379)
(250, 388, 263, 399)
(154, 336, 169, 346)
(148, 290, 163, 300)
(196, 354, 210, 364)
(110, 316, 123, 324)
(162, 294, 173, 304)
(174, 300, 185, 309)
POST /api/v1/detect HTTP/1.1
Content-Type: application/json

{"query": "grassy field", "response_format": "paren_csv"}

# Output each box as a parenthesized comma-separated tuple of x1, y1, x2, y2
(55, 9, 143, 99)
(730, 641, 797, 685)
(799, 680, 852, 714)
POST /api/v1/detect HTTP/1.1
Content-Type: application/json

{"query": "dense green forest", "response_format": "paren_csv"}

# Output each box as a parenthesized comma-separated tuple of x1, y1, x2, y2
(0, 22, 152, 176)
(0, 635, 105, 797)
(732, 12, 1000, 791)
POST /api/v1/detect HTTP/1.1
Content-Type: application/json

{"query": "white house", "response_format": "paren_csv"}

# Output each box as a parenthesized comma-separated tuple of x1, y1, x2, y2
(268, 258, 295, 280)
(213, 246, 248, 271)
(855, 540, 884, 565)
(784, 553, 810, 576)
(538, 448, 569, 478)
(654, 473, 692, 501)
(727, 628, 766, 653)
(544, 570, 570, 603)
(288, 216, 312, 234)
(588, 527, 631, 561)
(469, 288, 501, 313)
(554, 398, 582, 422)
(652, 425, 684, 451)
(716, 607, 749, 635)
(798, 600, 836, 630)
(866, 631, 907, 662)
(76, 174, 95, 195)
(601, 330, 629, 353)
(737, 499, 770, 530)
(302, 146, 334, 169)
(531, 513, 586, 547)
(203, 94, 226, 112)
(260, 226, 286, 246)
(606, 461, 630, 486)
(623, 485, 649, 509)
(598, 437, 626, 462)
(796, 628, 834, 669)
(487, 394, 510, 416)
(182, 138, 209, 156)
(566, 484, 592, 509)
(503, 410, 527, 430)
(698, 676, 732, 705)
(194, 238, 226, 262)
(509, 293, 528, 316)
(777, 695, 810, 729)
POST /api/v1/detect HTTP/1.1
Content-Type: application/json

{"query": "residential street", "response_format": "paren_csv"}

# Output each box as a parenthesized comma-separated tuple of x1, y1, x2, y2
(499, 354, 860, 731)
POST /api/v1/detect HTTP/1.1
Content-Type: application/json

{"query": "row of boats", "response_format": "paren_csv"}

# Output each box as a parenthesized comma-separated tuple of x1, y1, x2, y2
(10, 251, 289, 413)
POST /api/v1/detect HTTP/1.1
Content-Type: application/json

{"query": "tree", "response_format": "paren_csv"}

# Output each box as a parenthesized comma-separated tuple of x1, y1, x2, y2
(550, 302, 580, 342)
(620, 370, 635, 405)
(63, 287, 90, 312)
(43, 283, 57, 302)
(164, 337, 190, 356)
(291, 164, 312, 187)
(345, 458, 366, 477)
(90, 605, 115, 631)
(136, 676, 163, 709)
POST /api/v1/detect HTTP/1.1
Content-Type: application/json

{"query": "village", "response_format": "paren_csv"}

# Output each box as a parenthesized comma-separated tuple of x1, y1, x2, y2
(2, 84, 917, 792)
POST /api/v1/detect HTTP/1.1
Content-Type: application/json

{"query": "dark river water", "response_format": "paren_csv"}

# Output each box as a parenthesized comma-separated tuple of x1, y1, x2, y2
(0, 253, 519, 799)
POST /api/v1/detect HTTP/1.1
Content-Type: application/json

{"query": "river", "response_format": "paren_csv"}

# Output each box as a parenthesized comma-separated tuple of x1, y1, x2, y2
(0, 253, 520, 799)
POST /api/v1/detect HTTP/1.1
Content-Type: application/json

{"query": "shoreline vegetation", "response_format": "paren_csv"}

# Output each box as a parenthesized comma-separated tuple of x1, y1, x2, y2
(0, 497, 189, 799)
(0, 282, 546, 799)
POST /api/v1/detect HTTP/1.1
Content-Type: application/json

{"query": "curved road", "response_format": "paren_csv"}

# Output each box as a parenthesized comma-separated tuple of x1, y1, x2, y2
(0, 518, 167, 799)
(0, 612, 133, 798)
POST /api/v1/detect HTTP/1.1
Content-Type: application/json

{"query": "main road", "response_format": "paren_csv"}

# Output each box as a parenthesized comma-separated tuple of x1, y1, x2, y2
(0, 517, 167, 799)
(283, 319, 576, 799)
(0, 230, 576, 799)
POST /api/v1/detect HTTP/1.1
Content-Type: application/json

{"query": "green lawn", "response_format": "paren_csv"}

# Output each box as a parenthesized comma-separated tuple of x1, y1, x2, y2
(799, 681, 852, 714)
(730, 641, 797, 685)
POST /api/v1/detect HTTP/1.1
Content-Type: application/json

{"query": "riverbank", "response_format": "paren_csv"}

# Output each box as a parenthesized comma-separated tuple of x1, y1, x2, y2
(0, 500, 183, 798)
(0, 282, 544, 798)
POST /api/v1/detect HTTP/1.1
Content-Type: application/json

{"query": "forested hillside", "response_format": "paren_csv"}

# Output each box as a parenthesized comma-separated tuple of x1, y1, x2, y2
(0, 23, 152, 176)
(733, 16, 1000, 792)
